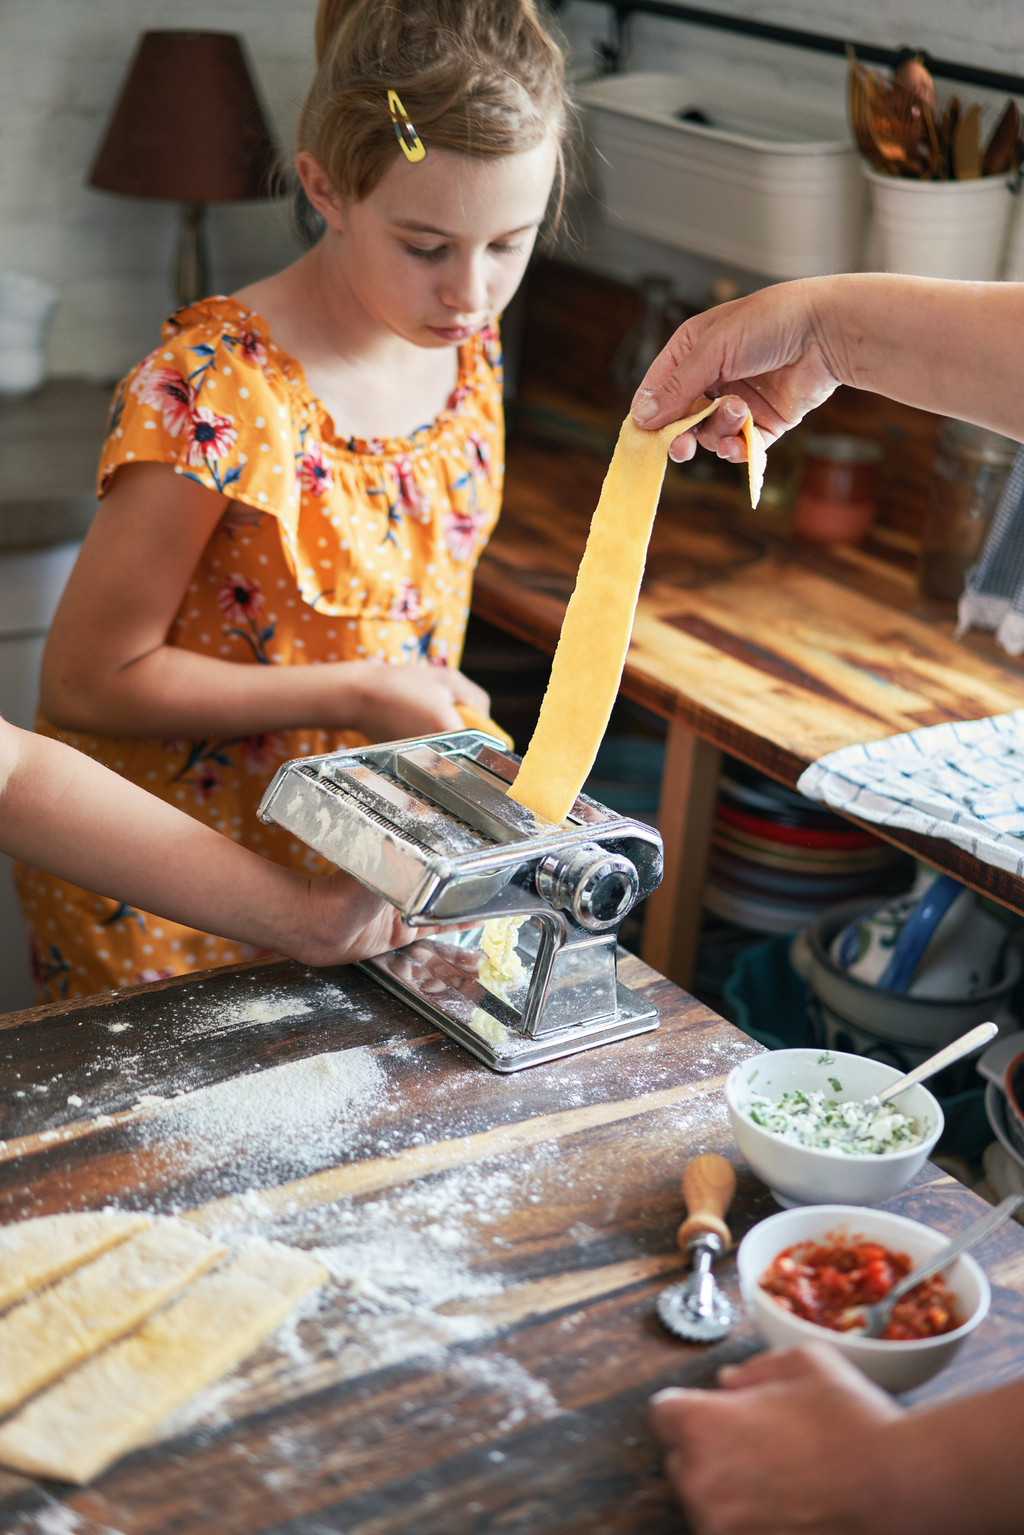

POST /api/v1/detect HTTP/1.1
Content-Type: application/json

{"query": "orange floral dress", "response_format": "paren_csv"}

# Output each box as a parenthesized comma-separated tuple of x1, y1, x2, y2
(17, 296, 504, 1002)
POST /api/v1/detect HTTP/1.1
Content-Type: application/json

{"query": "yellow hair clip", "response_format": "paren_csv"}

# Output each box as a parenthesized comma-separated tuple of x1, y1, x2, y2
(387, 90, 426, 163)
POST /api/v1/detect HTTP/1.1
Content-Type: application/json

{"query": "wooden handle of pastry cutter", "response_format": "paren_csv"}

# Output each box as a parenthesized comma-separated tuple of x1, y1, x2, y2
(676, 1154, 736, 1252)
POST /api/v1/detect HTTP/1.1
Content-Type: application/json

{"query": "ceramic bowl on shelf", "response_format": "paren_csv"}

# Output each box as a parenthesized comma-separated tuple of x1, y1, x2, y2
(725, 1048, 942, 1207)
(736, 1204, 990, 1392)
(979, 1033, 1024, 1165)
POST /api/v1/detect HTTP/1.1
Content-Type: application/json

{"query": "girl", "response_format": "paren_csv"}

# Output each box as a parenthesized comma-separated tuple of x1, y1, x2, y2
(21, 0, 568, 1001)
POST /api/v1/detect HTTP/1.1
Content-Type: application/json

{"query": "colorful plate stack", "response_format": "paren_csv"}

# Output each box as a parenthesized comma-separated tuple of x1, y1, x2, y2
(704, 759, 910, 933)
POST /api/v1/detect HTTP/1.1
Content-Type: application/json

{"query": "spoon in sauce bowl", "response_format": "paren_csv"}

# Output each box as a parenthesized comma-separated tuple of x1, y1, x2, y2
(856, 1193, 1022, 1338)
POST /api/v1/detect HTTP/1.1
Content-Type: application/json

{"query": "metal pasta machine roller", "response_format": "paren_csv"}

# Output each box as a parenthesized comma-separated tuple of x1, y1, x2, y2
(257, 728, 663, 1071)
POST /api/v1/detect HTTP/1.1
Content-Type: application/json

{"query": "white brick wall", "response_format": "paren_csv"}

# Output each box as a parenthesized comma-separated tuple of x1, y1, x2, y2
(0, 0, 317, 382)
(2, 0, 1022, 375)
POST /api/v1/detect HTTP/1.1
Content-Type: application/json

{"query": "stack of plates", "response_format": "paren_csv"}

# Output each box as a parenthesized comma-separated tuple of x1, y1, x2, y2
(703, 759, 908, 933)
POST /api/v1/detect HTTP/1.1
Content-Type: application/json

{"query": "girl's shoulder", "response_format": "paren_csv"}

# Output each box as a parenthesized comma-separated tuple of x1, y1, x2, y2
(100, 298, 313, 497)
(123, 297, 299, 426)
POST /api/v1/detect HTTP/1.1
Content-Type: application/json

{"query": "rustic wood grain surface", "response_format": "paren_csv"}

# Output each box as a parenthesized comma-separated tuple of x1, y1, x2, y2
(1, 957, 1023, 1534)
(475, 436, 1024, 913)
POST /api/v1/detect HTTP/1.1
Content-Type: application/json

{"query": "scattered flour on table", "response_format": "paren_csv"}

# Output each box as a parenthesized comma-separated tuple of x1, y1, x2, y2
(171, 982, 374, 1043)
(449, 1352, 563, 1434)
(208, 996, 313, 1029)
(23, 1509, 127, 1535)
(141, 1045, 389, 1183)
(29, 1512, 84, 1535)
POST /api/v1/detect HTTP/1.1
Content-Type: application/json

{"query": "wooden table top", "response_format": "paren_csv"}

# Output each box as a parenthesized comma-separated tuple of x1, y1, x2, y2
(477, 435, 1024, 910)
(2, 957, 1023, 1534)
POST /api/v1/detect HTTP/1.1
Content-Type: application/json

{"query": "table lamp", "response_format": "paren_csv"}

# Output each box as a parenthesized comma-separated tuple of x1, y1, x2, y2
(88, 31, 281, 308)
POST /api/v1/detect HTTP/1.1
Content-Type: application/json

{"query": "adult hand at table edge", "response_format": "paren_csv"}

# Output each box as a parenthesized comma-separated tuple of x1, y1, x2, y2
(629, 276, 847, 465)
(649, 1342, 1024, 1535)
(649, 1343, 905, 1535)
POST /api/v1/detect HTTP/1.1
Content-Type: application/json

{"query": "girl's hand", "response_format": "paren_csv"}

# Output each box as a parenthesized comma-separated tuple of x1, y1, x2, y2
(630, 276, 847, 465)
(347, 662, 491, 742)
(300, 869, 448, 967)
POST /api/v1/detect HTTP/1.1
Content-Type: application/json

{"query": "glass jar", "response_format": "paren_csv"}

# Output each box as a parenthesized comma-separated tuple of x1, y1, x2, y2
(918, 419, 1019, 601)
(610, 275, 677, 413)
(793, 435, 883, 542)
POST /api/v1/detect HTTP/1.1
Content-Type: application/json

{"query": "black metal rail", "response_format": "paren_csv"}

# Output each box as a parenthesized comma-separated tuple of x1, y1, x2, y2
(555, 0, 1024, 97)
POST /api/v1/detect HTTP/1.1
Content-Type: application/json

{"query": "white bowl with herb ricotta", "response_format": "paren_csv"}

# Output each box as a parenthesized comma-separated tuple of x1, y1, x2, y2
(726, 1049, 943, 1207)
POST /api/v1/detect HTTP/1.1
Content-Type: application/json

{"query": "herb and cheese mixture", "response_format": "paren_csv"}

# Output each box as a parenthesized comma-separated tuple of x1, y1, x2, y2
(744, 1089, 924, 1155)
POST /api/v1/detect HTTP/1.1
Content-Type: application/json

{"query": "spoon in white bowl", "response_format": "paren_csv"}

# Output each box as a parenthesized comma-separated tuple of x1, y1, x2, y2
(856, 1193, 1022, 1338)
(858, 1022, 998, 1115)
(834, 1022, 997, 1147)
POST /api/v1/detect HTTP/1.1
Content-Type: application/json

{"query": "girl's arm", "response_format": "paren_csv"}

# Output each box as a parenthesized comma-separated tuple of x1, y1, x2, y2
(0, 716, 421, 968)
(630, 273, 1024, 463)
(41, 462, 489, 740)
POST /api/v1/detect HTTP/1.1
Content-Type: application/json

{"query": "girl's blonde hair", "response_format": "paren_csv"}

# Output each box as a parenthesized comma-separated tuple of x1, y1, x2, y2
(298, 0, 568, 213)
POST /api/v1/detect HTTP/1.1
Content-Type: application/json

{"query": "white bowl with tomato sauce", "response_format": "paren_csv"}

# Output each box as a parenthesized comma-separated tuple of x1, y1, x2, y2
(736, 1205, 990, 1391)
(726, 1049, 943, 1207)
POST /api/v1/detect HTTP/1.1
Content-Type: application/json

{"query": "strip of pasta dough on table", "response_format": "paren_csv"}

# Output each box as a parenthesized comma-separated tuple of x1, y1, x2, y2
(0, 1220, 227, 1416)
(508, 398, 765, 825)
(0, 1212, 152, 1314)
(0, 1241, 328, 1485)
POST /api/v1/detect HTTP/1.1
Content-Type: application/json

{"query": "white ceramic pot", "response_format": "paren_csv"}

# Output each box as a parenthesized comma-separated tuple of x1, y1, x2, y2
(0, 270, 58, 322)
(0, 346, 47, 397)
(795, 900, 1020, 1055)
(737, 1204, 990, 1392)
(864, 167, 1013, 280)
(725, 1048, 942, 1207)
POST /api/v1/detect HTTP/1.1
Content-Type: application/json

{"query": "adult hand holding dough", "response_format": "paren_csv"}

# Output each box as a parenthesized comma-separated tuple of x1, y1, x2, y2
(630, 272, 1024, 465)
(629, 278, 846, 465)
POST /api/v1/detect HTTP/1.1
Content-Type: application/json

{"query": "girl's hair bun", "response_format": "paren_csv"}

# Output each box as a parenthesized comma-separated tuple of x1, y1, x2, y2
(298, 0, 569, 211)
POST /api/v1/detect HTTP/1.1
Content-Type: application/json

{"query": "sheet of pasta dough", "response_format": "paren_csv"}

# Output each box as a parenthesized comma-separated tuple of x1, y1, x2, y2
(0, 1219, 227, 1416)
(509, 397, 765, 825)
(0, 1212, 151, 1313)
(0, 1240, 328, 1485)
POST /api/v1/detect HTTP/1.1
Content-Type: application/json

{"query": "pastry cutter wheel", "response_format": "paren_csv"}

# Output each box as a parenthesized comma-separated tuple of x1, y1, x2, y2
(657, 1154, 738, 1343)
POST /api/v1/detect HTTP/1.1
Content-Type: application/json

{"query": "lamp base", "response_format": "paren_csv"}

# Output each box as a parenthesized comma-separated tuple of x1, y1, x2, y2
(175, 203, 208, 309)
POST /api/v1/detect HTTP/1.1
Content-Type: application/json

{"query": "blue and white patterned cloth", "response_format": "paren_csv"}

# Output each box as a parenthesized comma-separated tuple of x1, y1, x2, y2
(957, 445, 1024, 654)
(796, 709, 1024, 878)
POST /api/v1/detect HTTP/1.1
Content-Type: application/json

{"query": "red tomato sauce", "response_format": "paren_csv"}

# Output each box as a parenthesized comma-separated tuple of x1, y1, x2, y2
(760, 1238, 962, 1340)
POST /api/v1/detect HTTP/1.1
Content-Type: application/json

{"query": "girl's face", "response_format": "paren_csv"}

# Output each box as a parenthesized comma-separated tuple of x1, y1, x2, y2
(298, 138, 558, 347)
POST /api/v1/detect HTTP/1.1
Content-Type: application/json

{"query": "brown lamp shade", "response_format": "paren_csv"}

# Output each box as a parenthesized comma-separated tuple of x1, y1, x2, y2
(88, 31, 280, 203)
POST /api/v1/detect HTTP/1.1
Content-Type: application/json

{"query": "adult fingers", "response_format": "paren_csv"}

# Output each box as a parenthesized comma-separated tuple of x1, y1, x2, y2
(648, 1386, 707, 1445)
(666, 394, 748, 463)
(631, 319, 724, 434)
(718, 1342, 894, 1400)
(716, 1347, 818, 1392)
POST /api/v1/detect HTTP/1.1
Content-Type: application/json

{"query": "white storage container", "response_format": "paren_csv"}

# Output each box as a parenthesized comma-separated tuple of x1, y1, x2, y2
(576, 72, 867, 279)
(0, 541, 82, 1013)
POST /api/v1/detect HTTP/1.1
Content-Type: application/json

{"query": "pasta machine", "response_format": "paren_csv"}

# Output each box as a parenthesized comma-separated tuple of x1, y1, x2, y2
(257, 728, 663, 1071)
